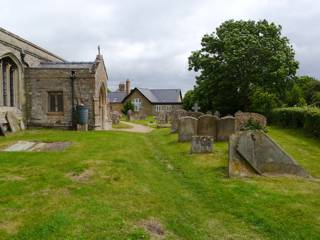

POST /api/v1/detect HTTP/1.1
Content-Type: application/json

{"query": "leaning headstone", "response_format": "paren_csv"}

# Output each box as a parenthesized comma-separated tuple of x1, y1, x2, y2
(0, 124, 6, 136)
(197, 115, 219, 140)
(229, 131, 310, 178)
(171, 109, 187, 133)
(19, 120, 26, 130)
(217, 116, 235, 141)
(178, 116, 198, 142)
(6, 111, 21, 132)
(191, 136, 214, 153)
(235, 112, 267, 131)
(229, 133, 257, 177)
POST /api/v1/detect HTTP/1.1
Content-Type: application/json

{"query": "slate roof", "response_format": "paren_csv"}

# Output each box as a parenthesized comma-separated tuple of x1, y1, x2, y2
(108, 91, 127, 103)
(125, 88, 182, 104)
(35, 62, 95, 69)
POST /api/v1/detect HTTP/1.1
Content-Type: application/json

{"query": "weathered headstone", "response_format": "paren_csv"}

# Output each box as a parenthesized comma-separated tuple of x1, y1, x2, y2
(127, 109, 133, 121)
(229, 133, 258, 177)
(229, 131, 310, 178)
(171, 109, 187, 133)
(19, 120, 26, 130)
(178, 116, 198, 142)
(191, 136, 214, 153)
(214, 111, 220, 118)
(156, 111, 168, 125)
(187, 111, 204, 119)
(217, 116, 235, 141)
(197, 115, 219, 140)
(235, 112, 267, 131)
(111, 111, 121, 125)
(0, 124, 7, 136)
(6, 111, 21, 132)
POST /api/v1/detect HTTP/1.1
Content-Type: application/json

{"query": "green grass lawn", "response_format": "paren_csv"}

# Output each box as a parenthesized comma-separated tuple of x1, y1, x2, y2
(112, 122, 134, 129)
(0, 127, 319, 239)
(125, 116, 157, 128)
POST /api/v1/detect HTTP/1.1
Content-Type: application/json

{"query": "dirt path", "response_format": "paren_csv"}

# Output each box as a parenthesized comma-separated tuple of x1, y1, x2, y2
(112, 121, 153, 133)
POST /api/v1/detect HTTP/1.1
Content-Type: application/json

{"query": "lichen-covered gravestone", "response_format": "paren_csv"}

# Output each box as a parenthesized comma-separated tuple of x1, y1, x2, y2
(178, 116, 198, 142)
(187, 111, 204, 119)
(229, 131, 310, 178)
(217, 116, 235, 141)
(6, 111, 21, 132)
(235, 112, 267, 131)
(111, 111, 121, 125)
(190, 136, 214, 153)
(171, 109, 187, 133)
(197, 114, 219, 140)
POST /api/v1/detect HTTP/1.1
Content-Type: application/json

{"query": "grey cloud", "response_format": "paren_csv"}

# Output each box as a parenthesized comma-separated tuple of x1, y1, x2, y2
(1, 0, 319, 93)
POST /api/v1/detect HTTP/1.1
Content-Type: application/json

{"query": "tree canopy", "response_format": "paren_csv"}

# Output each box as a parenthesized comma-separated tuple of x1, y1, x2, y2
(189, 19, 299, 114)
(182, 90, 195, 110)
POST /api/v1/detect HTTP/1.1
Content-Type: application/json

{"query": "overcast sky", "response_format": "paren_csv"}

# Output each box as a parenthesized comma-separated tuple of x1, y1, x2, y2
(1, 0, 319, 93)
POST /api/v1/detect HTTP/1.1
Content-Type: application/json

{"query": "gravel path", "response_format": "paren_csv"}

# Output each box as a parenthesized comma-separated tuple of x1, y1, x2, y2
(112, 121, 153, 133)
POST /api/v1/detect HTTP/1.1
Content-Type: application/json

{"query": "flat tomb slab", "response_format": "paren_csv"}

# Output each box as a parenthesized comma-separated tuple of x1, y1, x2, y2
(3, 141, 71, 152)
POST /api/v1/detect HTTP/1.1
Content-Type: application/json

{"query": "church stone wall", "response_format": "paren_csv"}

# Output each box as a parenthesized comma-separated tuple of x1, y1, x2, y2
(25, 68, 96, 129)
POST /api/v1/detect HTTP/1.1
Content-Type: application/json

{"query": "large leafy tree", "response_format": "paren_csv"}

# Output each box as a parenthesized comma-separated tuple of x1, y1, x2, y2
(189, 20, 299, 114)
(182, 90, 195, 110)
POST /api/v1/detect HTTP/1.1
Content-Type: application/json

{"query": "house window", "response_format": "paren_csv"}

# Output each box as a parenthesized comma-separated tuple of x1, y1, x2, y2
(48, 92, 63, 112)
(132, 98, 141, 112)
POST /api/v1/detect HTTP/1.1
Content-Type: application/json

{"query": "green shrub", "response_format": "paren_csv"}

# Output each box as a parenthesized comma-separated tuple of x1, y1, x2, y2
(122, 102, 134, 115)
(271, 107, 320, 137)
(242, 118, 268, 132)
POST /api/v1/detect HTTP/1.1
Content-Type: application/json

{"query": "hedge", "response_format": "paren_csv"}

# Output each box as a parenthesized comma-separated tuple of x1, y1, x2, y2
(271, 107, 320, 137)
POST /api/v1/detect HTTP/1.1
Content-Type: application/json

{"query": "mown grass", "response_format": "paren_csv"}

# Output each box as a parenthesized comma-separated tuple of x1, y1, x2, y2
(112, 122, 134, 129)
(0, 127, 319, 239)
(126, 116, 157, 128)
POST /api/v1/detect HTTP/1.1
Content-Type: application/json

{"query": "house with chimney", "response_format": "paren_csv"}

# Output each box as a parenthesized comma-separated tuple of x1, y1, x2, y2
(108, 80, 183, 116)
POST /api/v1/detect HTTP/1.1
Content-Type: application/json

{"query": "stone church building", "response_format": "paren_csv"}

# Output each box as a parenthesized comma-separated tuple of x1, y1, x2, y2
(0, 27, 111, 130)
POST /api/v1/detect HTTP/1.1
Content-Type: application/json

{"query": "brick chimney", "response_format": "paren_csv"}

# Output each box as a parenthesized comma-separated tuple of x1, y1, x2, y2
(126, 79, 131, 95)
(118, 83, 125, 92)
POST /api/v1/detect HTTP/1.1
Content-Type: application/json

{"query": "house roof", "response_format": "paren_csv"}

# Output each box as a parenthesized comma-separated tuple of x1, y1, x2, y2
(108, 91, 127, 103)
(123, 88, 182, 104)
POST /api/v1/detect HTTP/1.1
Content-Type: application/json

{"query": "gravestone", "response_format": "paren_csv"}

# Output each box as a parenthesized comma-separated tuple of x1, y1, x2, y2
(229, 131, 310, 178)
(217, 116, 235, 141)
(229, 133, 257, 177)
(6, 111, 21, 132)
(197, 115, 219, 140)
(156, 111, 168, 125)
(191, 136, 214, 153)
(178, 116, 198, 142)
(235, 112, 267, 131)
(214, 111, 220, 118)
(171, 109, 187, 133)
(127, 109, 133, 121)
(187, 111, 204, 119)
(111, 111, 121, 125)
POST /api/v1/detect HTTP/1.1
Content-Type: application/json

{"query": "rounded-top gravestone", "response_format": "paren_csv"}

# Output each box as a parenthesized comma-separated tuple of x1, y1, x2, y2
(197, 114, 219, 140)
(217, 116, 235, 141)
(178, 116, 198, 142)
(171, 109, 187, 133)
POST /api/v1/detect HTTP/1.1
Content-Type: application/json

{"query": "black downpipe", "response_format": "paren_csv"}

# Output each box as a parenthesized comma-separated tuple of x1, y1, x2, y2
(70, 71, 76, 129)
